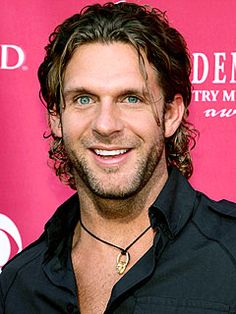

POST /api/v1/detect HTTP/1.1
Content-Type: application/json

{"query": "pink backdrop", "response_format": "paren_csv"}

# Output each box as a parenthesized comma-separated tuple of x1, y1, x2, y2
(1, 0, 236, 270)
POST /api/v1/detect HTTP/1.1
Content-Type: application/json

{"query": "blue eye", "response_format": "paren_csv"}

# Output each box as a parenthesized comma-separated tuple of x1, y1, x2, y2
(125, 96, 140, 103)
(76, 96, 92, 105)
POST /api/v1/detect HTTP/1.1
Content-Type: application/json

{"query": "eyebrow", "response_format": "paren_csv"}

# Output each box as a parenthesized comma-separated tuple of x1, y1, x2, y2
(119, 88, 150, 98)
(63, 87, 93, 99)
(63, 86, 151, 100)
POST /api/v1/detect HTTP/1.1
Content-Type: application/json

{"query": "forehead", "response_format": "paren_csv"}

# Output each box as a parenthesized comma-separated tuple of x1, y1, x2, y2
(63, 42, 159, 94)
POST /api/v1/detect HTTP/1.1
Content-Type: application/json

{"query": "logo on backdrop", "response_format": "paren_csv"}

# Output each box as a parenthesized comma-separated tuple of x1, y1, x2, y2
(0, 213, 22, 272)
(0, 44, 26, 70)
(191, 52, 236, 118)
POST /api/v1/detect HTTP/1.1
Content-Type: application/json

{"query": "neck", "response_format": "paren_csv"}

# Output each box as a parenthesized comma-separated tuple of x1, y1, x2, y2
(74, 166, 168, 240)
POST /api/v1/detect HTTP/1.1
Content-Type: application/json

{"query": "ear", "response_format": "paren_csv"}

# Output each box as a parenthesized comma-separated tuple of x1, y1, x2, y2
(49, 112, 62, 138)
(164, 94, 185, 138)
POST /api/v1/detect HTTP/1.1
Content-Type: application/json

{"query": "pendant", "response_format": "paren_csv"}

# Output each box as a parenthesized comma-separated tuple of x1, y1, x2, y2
(116, 251, 130, 275)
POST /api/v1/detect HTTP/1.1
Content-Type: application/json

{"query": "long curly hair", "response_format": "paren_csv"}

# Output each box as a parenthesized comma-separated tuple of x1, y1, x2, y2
(38, 2, 198, 190)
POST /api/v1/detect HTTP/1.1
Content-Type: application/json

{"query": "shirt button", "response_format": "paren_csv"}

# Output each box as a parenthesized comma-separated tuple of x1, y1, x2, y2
(66, 303, 74, 313)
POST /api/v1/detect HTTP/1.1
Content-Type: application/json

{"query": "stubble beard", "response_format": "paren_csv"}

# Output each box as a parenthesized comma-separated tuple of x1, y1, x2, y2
(64, 135, 166, 203)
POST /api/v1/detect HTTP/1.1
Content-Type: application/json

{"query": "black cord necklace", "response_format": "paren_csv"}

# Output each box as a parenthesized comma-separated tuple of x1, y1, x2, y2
(80, 217, 152, 275)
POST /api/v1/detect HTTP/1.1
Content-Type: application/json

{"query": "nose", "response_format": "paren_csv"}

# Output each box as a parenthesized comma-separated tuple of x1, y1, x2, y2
(92, 100, 124, 137)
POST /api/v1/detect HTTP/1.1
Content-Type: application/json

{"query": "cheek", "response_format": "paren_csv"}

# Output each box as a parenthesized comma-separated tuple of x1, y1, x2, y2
(61, 113, 91, 139)
(126, 112, 162, 139)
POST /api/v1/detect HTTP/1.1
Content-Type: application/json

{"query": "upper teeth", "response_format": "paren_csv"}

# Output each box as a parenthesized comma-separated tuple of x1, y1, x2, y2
(94, 149, 128, 156)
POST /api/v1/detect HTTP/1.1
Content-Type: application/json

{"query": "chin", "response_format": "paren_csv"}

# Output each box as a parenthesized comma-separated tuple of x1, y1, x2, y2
(87, 178, 145, 200)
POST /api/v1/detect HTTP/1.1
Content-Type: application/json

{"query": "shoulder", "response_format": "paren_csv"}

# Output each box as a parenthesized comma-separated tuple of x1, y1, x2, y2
(194, 192, 236, 225)
(193, 192, 236, 260)
(0, 233, 47, 296)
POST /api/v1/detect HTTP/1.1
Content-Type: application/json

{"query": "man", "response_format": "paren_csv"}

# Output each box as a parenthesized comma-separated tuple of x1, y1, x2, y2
(1, 2, 236, 313)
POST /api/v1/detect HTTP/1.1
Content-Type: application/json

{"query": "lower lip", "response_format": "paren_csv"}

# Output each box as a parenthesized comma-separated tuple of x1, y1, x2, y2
(91, 150, 131, 167)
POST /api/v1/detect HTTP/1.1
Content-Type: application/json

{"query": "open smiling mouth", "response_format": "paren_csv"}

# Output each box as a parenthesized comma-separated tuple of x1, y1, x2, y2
(93, 149, 129, 158)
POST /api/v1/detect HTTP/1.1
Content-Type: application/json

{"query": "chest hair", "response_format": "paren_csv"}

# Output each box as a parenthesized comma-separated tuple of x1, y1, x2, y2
(72, 248, 122, 314)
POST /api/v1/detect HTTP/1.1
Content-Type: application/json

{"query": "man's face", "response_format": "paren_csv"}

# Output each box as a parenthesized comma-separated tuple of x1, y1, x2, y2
(52, 42, 169, 199)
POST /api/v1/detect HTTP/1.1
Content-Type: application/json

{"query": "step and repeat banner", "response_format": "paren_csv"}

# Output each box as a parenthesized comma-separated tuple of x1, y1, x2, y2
(1, 0, 236, 271)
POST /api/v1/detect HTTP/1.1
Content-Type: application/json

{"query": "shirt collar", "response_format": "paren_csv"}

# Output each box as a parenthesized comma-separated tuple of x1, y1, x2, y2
(44, 194, 80, 263)
(44, 167, 197, 261)
(149, 167, 197, 239)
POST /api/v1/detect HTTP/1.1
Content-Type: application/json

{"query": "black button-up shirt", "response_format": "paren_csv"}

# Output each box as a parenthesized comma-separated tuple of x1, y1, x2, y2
(1, 168, 236, 313)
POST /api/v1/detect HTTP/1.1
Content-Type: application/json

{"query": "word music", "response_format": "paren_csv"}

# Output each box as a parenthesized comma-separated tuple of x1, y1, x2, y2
(192, 90, 236, 102)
